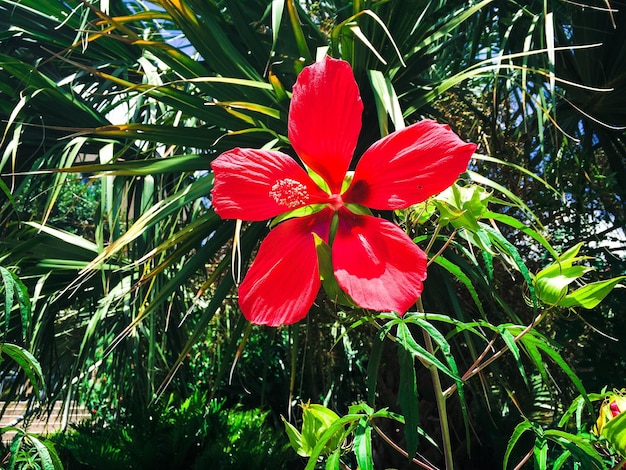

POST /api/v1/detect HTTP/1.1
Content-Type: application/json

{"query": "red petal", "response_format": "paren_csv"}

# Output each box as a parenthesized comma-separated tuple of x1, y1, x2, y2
(211, 148, 328, 221)
(610, 400, 621, 417)
(288, 57, 363, 193)
(332, 208, 427, 314)
(239, 208, 333, 326)
(343, 120, 476, 209)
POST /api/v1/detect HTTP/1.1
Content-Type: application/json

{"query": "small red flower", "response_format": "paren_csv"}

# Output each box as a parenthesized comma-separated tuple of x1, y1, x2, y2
(211, 57, 476, 326)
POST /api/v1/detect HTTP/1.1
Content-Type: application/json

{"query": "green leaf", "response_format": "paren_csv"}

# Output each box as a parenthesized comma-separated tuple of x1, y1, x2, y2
(54, 153, 214, 176)
(301, 403, 343, 456)
(0, 343, 45, 399)
(395, 321, 455, 380)
(534, 425, 547, 470)
(313, 234, 356, 308)
(305, 415, 357, 470)
(403, 316, 466, 413)
(484, 211, 557, 259)
(435, 183, 491, 232)
(25, 222, 99, 255)
(603, 409, 626, 458)
(7, 428, 23, 470)
(497, 325, 528, 387)
(522, 331, 590, 409)
(559, 276, 626, 309)
(551, 450, 572, 470)
(480, 224, 537, 308)
(26, 434, 62, 470)
(468, 170, 541, 227)
(503, 420, 533, 470)
(268, 70, 289, 105)
(282, 416, 307, 457)
(431, 255, 485, 316)
(534, 264, 591, 306)
(0, 266, 15, 335)
(558, 393, 606, 429)
(533, 243, 596, 307)
(353, 417, 373, 470)
(325, 447, 341, 470)
(396, 324, 419, 459)
(544, 430, 604, 468)
(367, 329, 385, 406)
(285, 0, 312, 61)
(270, 204, 327, 228)
(367, 69, 405, 136)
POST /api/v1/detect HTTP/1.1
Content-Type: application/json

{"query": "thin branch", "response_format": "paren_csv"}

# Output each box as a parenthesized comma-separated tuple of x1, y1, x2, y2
(372, 422, 439, 470)
(513, 447, 534, 470)
(427, 230, 457, 267)
(445, 311, 548, 397)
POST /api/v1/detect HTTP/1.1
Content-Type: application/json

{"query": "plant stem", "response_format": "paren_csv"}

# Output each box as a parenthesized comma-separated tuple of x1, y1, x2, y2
(423, 329, 454, 470)
(372, 422, 439, 470)
(427, 229, 457, 267)
(444, 310, 548, 397)
(611, 458, 626, 470)
(418, 299, 454, 470)
(513, 447, 533, 470)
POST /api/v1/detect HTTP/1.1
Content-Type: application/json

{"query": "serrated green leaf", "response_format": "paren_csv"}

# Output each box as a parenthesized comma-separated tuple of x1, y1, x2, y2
(484, 211, 557, 258)
(11, 274, 31, 341)
(504, 420, 533, 470)
(7, 429, 23, 470)
(534, 425, 548, 470)
(41, 439, 64, 470)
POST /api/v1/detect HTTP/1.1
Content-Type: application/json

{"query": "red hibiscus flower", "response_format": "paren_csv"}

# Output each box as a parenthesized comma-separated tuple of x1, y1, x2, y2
(211, 56, 476, 326)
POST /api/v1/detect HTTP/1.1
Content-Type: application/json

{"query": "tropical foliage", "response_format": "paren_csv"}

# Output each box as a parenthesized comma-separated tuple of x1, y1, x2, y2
(0, 0, 625, 468)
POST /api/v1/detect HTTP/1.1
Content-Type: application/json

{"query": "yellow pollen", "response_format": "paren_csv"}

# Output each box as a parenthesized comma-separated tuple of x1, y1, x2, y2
(269, 178, 310, 208)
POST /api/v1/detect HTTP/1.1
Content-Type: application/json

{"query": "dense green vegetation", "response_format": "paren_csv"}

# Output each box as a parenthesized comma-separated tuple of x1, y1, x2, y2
(0, 0, 625, 468)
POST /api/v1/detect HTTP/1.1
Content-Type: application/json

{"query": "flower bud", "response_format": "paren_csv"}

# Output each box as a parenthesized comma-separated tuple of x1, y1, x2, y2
(595, 393, 626, 436)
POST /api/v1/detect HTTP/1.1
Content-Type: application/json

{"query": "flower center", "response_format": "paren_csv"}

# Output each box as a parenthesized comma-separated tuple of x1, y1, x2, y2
(269, 178, 310, 208)
(328, 193, 343, 211)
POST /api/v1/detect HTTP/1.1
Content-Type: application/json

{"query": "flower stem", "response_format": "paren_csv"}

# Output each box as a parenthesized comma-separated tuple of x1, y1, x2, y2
(417, 299, 454, 470)
(424, 329, 455, 470)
